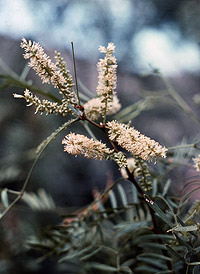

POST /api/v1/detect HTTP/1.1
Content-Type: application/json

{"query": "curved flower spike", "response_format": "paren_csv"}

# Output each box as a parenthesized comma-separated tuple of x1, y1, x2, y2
(107, 120, 167, 162)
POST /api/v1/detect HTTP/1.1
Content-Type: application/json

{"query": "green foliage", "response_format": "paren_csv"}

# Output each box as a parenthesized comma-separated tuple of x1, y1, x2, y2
(24, 181, 200, 273)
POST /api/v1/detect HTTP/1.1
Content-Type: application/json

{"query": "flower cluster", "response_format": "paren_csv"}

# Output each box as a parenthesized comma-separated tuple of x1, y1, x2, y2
(54, 51, 74, 92)
(14, 39, 167, 170)
(193, 155, 200, 172)
(84, 95, 121, 121)
(96, 43, 118, 118)
(14, 89, 69, 116)
(20, 38, 76, 106)
(107, 120, 167, 161)
(62, 133, 127, 168)
(62, 133, 114, 160)
(112, 151, 127, 168)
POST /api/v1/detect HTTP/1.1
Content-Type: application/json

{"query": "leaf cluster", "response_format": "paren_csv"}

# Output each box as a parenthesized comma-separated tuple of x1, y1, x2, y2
(24, 178, 200, 274)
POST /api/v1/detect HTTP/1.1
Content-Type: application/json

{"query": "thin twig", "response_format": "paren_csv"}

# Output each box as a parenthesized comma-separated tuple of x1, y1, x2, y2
(0, 74, 61, 102)
(0, 118, 79, 220)
(160, 74, 200, 127)
(71, 41, 80, 105)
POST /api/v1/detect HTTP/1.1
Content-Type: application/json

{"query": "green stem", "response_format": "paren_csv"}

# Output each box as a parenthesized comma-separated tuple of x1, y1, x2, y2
(71, 41, 80, 105)
(84, 114, 160, 234)
(160, 74, 200, 127)
(77, 78, 94, 99)
(81, 121, 97, 140)
(168, 141, 200, 151)
(0, 74, 61, 103)
(0, 150, 42, 220)
(0, 118, 79, 220)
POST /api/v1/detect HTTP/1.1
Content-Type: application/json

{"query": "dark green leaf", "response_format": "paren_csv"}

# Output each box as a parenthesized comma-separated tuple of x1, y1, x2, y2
(138, 252, 171, 261)
(162, 179, 171, 197)
(136, 234, 173, 242)
(117, 184, 128, 207)
(117, 222, 148, 238)
(173, 234, 192, 251)
(131, 184, 139, 204)
(137, 256, 167, 269)
(86, 262, 117, 272)
(144, 195, 173, 227)
(165, 245, 185, 262)
(193, 265, 200, 274)
(138, 242, 168, 251)
(1, 188, 9, 208)
(80, 247, 102, 261)
(156, 271, 173, 274)
(134, 265, 161, 273)
(109, 190, 118, 210)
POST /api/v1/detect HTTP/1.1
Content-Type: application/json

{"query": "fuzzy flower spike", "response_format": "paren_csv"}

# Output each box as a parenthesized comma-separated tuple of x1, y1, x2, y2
(193, 154, 200, 172)
(96, 43, 118, 120)
(20, 38, 76, 107)
(62, 133, 127, 168)
(62, 133, 114, 160)
(83, 43, 121, 121)
(14, 38, 78, 116)
(14, 89, 69, 116)
(84, 95, 121, 121)
(107, 120, 167, 162)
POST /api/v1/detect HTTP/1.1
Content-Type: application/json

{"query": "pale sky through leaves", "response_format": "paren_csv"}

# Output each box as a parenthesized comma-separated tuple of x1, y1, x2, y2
(0, 0, 199, 75)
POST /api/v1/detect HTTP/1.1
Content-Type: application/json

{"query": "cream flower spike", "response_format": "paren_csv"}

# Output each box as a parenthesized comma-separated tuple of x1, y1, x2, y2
(84, 95, 121, 121)
(107, 120, 167, 162)
(62, 133, 114, 160)
(14, 89, 69, 116)
(20, 38, 76, 106)
(193, 154, 200, 172)
(96, 42, 118, 119)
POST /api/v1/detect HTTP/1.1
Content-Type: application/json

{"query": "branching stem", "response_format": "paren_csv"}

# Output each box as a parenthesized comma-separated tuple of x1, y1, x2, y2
(81, 110, 161, 233)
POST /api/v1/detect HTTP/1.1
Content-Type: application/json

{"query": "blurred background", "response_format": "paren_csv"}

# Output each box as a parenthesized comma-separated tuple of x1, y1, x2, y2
(1, 0, 200, 74)
(0, 0, 200, 272)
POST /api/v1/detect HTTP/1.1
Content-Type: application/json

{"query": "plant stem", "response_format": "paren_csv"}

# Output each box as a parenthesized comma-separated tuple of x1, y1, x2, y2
(0, 118, 79, 220)
(71, 41, 80, 105)
(0, 74, 61, 103)
(161, 74, 200, 127)
(83, 113, 160, 233)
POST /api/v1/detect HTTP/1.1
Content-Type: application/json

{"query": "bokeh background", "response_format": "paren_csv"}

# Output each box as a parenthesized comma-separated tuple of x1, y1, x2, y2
(0, 1, 200, 272)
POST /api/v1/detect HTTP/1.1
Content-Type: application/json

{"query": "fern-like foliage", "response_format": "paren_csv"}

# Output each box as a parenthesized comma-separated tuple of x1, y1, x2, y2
(25, 179, 200, 274)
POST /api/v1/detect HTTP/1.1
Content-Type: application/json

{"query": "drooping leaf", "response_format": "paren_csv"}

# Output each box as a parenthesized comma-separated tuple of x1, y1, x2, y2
(168, 225, 198, 233)
(134, 265, 162, 273)
(144, 195, 173, 228)
(156, 271, 173, 274)
(162, 179, 172, 197)
(117, 184, 128, 207)
(86, 262, 118, 272)
(109, 190, 118, 210)
(138, 242, 168, 251)
(137, 252, 171, 261)
(130, 184, 139, 204)
(1, 188, 9, 208)
(165, 245, 185, 262)
(116, 222, 149, 238)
